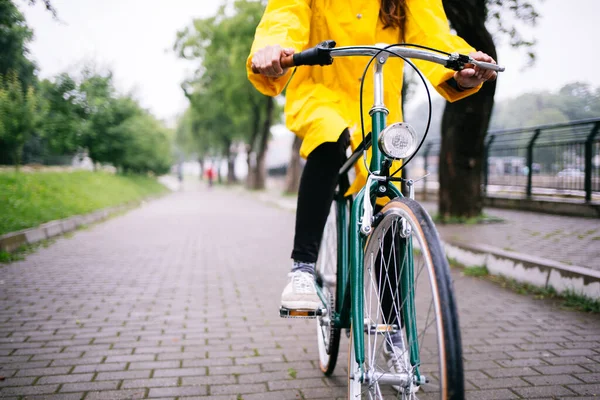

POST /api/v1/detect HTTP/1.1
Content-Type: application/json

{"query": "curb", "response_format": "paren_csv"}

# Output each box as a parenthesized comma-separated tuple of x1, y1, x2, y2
(0, 199, 158, 253)
(444, 240, 600, 300)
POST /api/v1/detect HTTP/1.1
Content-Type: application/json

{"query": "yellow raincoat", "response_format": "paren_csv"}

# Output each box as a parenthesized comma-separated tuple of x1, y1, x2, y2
(247, 0, 481, 194)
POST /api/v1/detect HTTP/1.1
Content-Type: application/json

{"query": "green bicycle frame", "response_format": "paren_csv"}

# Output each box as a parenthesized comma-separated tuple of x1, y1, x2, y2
(330, 56, 421, 381)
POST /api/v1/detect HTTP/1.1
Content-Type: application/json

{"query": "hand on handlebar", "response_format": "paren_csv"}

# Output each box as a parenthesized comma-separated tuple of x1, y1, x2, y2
(251, 45, 295, 77)
(454, 51, 497, 90)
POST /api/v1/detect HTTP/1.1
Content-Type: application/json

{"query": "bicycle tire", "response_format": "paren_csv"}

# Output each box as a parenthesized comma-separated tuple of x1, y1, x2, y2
(315, 202, 342, 375)
(348, 197, 464, 399)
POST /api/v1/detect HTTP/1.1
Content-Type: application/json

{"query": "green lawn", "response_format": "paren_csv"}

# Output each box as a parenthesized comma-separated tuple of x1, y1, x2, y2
(0, 171, 168, 235)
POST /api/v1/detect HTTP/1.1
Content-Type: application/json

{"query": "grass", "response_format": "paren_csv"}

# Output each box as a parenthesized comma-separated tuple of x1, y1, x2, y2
(0, 238, 57, 263)
(448, 257, 600, 313)
(288, 368, 297, 379)
(0, 171, 168, 235)
(462, 265, 489, 277)
(543, 229, 563, 239)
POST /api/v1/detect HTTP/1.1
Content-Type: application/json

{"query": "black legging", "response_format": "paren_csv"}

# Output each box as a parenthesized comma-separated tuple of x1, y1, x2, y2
(291, 129, 350, 263)
(291, 129, 401, 327)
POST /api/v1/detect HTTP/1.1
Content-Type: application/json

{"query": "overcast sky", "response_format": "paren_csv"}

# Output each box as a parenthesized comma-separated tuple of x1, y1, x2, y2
(21, 0, 599, 124)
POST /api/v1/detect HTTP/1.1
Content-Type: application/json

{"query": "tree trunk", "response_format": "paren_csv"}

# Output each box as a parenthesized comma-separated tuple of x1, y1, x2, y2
(284, 135, 303, 194)
(246, 104, 262, 189)
(439, 0, 497, 219)
(250, 96, 274, 190)
(216, 158, 223, 184)
(224, 140, 237, 185)
(14, 146, 22, 171)
(198, 156, 204, 180)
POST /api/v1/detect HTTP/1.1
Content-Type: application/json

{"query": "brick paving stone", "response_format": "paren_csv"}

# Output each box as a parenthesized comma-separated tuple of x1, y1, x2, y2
(60, 380, 120, 392)
(148, 386, 208, 397)
(514, 385, 578, 398)
(465, 389, 519, 400)
(574, 373, 600, 383)
(533, 365, 592, 375)
(524, 374, 585, 386)
(470, 377, 531, 389)
(37, 373, 94, 384)
(0, 377, 38, 388)
(14, 366, 71, 377)
(210, 383, 267, 395)
(26, 394, 85, 400)
(121, 377, 179, 389)
(71, 362, 127, 374)
(86, 389, 147, 399)
(0, 187, 598, 399)
(243, 390, 304, 400)
(567, 384, 600, 396)
(483, 367, 541, 378)
(0, 384, 59, 396)
(153, 367, 207, 378)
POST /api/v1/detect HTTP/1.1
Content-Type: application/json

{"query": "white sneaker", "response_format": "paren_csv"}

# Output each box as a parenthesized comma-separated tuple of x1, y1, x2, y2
(281, 271, 321, 310)
(383, 336, 420, 394)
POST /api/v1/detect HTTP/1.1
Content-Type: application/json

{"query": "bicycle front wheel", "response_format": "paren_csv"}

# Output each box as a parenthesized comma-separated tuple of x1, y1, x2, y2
(349, 197, 463, 399)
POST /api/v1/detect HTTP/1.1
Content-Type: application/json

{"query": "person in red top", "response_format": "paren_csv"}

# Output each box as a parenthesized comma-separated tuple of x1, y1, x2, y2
(206, 166, 215, 187)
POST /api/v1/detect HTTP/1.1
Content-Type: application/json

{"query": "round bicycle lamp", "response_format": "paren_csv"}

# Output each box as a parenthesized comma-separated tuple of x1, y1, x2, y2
(378, 122, 419, 160)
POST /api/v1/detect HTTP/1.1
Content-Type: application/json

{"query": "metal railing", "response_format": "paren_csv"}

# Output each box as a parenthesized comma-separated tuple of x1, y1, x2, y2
(413, 118, 600, 202)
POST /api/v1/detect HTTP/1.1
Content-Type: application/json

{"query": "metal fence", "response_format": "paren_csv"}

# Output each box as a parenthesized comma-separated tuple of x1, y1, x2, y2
(413, 118, 600, 202)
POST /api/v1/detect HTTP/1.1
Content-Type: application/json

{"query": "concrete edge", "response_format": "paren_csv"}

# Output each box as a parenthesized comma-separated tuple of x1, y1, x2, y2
(0, 196, 163, 253)
(444, 240, 600, 300)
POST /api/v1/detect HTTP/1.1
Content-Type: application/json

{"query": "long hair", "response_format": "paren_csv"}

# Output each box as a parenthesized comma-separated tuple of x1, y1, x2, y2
(379, 0, 406, 34)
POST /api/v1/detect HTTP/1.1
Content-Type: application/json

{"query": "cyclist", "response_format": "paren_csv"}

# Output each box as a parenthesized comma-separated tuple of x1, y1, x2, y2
(248, 0, 496, 317)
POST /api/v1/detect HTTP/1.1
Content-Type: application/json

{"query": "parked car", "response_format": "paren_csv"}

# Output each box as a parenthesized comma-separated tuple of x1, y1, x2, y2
(557, 168, 585, 178)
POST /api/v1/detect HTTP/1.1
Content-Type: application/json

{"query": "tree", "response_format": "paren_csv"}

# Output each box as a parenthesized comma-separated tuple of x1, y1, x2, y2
(175, 0, 278, 188)
(438, 0, 539, 219)
(0, 0, 36, 88)
(0, 71, 40, 167)
(117, 113, 173, 175)
(38, 73, 86, 155)
(556, 82, 600, 121)
(23, 0, 56, 16)
(76, 67, 173, 174)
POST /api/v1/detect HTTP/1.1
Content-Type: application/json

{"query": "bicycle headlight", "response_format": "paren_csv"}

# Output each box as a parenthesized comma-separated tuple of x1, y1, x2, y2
(378, 122, 419, 160)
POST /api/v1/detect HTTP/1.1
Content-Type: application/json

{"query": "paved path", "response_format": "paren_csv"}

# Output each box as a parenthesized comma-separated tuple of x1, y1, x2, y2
(262, 190, 600, 271)
(1, 186, 599, 399)
(420, 203, 600, 272)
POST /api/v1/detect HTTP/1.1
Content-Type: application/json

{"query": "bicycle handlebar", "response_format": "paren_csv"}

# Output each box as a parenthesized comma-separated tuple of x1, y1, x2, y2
(251, 40, 505, 73)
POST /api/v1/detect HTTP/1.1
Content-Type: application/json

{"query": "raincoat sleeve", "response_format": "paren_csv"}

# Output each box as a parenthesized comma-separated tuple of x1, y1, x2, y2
(246, 0, 312, 97)
(405, 0, 482, 102)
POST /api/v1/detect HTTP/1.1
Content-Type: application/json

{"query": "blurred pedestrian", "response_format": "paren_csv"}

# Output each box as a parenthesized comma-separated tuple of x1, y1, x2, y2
(206, 166, 215, 188)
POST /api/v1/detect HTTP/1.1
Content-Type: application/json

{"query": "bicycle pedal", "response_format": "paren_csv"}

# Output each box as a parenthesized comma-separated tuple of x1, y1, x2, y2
(279, 307, 324, 319)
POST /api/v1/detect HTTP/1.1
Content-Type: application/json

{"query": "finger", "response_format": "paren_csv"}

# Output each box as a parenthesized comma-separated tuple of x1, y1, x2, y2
(271, 46, 283, 75)
(484, 70, 497, 82)
(264, 47, 278, 76)
(282, 47, 295, 56)
(256, 48, 268, 75)
(257, 50, 270, 74)
(459, 68, 476, 79)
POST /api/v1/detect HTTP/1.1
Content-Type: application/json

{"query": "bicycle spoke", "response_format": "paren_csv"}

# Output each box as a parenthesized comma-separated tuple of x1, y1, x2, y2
(358, 200, 461, 399)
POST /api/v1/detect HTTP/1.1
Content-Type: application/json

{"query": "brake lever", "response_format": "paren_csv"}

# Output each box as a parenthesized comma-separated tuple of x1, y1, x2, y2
(446, 52, 505, 72)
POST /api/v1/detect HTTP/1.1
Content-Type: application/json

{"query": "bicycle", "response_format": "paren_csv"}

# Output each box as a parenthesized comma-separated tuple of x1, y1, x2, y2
(265, 41, 504, 399)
